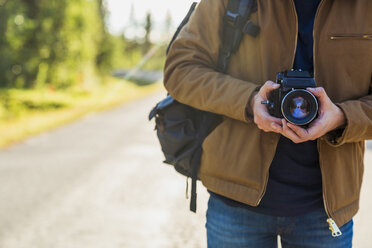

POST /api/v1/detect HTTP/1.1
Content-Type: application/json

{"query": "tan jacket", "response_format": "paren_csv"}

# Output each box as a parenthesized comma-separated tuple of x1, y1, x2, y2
(164, 0, 372, 227)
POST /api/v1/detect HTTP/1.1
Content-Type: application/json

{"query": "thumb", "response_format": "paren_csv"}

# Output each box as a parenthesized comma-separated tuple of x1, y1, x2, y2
(260, 81, 280, 97)
(307, 87, 327, 102)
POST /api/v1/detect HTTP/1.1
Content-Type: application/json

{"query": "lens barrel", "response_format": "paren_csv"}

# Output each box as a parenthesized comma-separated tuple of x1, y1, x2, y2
(281, 89, 318, 125)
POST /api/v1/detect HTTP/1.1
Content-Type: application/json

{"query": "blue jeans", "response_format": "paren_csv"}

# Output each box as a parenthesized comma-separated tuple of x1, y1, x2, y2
(206, 193, 353, 248)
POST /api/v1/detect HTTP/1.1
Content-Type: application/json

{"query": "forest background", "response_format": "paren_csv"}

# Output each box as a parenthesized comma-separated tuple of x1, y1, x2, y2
(0, 0, 171, 147)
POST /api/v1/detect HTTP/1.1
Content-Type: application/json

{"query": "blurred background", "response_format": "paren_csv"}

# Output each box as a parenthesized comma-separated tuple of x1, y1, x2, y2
(0, 0, 197, 146)
(0, 0, 371, 247)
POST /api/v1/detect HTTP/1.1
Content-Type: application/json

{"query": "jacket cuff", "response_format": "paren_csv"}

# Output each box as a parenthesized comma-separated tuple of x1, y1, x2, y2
(244, 86, 260, 122)
(323, 103, 350, 147)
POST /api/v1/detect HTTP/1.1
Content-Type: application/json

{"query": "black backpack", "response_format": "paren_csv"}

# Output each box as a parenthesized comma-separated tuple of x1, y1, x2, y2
(149, 0, 259, 212)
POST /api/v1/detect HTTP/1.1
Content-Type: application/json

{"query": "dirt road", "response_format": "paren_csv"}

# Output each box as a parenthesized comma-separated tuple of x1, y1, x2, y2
(0, 91, 370, 247)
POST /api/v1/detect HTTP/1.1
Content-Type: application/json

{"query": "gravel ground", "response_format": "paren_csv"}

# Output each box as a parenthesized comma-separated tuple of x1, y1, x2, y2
(0, 91, 370, 248)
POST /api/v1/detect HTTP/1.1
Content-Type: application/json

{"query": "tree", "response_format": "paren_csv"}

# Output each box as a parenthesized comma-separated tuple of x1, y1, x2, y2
(125, 3, 138, 40)
(164, 10, 173, 40)
(143, 12, 152, 54)
(0, 0, 107, 88)
(0, 0, 10, 86)
(0, 0, 9, 47)
(95, 0, 115, 75)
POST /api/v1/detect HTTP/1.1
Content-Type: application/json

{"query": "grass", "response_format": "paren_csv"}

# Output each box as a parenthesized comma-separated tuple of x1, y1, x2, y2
(0, 78, 163, 148)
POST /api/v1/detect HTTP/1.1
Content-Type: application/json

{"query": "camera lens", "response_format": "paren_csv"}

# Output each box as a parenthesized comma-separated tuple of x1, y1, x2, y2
(289, 96, 309, 119)
(281, 89, 318, 125)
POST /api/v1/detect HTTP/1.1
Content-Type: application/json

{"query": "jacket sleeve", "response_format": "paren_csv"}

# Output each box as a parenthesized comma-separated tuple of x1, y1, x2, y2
(324, 81, 372, 146)
(163, 0, 259, 123)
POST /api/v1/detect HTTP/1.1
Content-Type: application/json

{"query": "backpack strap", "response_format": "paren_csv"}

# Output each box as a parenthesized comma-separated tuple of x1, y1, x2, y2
(189, 111, 220, 213)
(217, 0, 259, 73)
(164, 0, 259, 213)
(190, 145, 202, 212)
(189, 0, 259, 214)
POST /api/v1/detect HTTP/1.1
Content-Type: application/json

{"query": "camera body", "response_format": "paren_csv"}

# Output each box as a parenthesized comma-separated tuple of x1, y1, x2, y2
(266, 70, 318, 126)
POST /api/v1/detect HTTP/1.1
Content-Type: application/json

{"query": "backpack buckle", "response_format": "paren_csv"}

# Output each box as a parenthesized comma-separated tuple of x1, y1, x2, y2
(243, 20, 260, 37)
(224, 11, 242, 28)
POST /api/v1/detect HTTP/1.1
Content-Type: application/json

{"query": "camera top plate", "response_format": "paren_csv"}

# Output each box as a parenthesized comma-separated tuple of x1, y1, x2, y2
(278, 70, 316, 90)
(285, 70, 312, 78)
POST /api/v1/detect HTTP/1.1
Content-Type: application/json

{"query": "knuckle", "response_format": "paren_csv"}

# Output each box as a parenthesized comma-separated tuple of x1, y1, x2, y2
(310, 135, 319, 141)
(262, 81, 272, 90)
(292, 137, 302, 144)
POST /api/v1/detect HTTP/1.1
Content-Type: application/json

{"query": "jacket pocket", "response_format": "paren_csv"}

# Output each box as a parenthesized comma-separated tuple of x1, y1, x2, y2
(200, 117, 278, 190)
(330, 34, 372, 40)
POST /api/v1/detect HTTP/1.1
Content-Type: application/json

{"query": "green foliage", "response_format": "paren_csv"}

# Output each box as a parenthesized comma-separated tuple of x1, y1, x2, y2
(0, 0, 108, 89)
(0, 88, 72, 120)
(109, 35, 167, 71)
(0, 0, 166, 89)
(142, 44, 167, 71)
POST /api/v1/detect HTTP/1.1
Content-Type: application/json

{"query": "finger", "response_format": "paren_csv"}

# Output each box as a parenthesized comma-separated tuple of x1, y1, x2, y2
(261, 112, 282, 125)
(255, 115, 282, 131)
(259, 81, 280, 97)
(307, 87, 328, 103)
(281, 119, 303, 143)
(255, 103, 282, 124)
(307, 87, 331, 116)
(270, 122, 283, 133)
(286, 122, 309, 139)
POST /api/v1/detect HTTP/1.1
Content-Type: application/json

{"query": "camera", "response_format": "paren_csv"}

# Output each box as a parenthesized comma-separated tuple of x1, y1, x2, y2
(262, 70, 318, 126)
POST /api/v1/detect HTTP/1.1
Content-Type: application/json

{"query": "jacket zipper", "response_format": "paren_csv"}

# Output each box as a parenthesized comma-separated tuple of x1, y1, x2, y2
(317, 141, 342, 237)
(256, 0, 299, 207)
(330, 34, 372, 40)
(313, 0, 342, 237)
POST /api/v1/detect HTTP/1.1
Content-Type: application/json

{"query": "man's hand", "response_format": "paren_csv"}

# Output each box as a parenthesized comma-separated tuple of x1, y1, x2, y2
(251, 81, 282, 132)
(271, 87, 346, 143)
